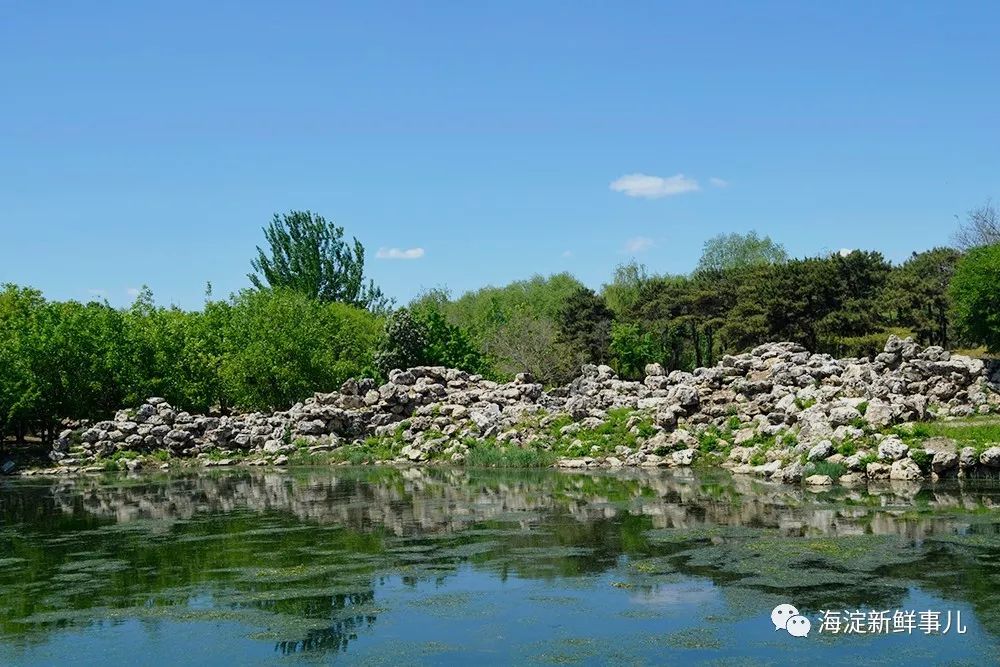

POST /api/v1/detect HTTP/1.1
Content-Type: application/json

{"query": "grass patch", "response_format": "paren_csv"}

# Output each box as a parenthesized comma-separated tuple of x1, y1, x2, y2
(836, 440, 858, 457)
(550, 408, 649, 457)
(893, 416, 1000, 454)
(908, 448, 932, 472)
(698, 428, 726, 454)
(464, 440, 556, 468)
(794, 397, 817, 410)
(331, 433, 405, 464)
(807, 460, 847, 479)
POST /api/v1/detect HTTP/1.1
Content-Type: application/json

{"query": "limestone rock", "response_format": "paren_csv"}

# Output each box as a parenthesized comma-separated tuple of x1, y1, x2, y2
(890, 458, 923, 481)
(804, 474, 832, 486)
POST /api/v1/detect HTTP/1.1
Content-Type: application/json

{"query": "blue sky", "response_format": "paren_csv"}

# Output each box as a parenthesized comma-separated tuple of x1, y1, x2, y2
(2, 1, 998, 308)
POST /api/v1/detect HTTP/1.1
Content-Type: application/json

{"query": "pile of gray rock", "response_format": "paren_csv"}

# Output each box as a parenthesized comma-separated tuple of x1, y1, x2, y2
(43, 335, 999, 484)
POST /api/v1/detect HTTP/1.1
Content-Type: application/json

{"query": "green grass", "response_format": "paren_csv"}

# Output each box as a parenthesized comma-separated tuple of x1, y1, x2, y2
(545, 414, 576, 438)
(331, 434, 405, 464)
(744, 434, 778, 466)
(807, 461, 847, 480)
(836, 440, 858, 457)
(909, 448, 932, 471)
(794, 397, 817, 410)
(893, 416, 1000, 454)
(698, 428, 725, 454)
(550, 408, 649, 457)
(463, 440, 556, 468)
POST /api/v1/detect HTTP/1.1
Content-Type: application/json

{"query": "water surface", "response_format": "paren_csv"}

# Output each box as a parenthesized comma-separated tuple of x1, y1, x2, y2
(1, 466, 999, 665)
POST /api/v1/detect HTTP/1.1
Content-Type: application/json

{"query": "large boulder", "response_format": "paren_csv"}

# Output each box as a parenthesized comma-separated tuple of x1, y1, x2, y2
(890, 458, 923, 481)
(878, 437, 909, 462)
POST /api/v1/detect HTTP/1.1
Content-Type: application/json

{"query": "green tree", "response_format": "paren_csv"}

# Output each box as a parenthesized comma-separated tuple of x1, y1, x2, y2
(221, 288, 381, 410)
(609, 322, 660, 380)
(123, 287, 232, 413)
(695, 231, 788, 273)
(558, 287, 613, 365)
(602, 261, 650, 316)
(374, 309, 429, 376)
(0, 285, 47, 441)
(249, 210, 390, 311)
(719, 251, 891, 356)
(887, 247, 961, 348)
(951, 244, 1000, 352)
(486, 308, 576, 385)
(428, 274, 584, 380)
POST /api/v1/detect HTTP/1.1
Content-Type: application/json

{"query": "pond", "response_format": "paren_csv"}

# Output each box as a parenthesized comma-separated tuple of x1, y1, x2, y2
(1, 466, 999, 665)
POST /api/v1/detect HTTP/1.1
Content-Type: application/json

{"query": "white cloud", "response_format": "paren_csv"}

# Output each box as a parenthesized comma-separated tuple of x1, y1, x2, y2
(562, 250, 573, 258)
(610, 173, 700, 199)
(709, 177, 729, 188)
(126, 287, 141, 298)
(624, 236, 654, 253)
(376, 247, 425, 260)
(838, 248, 854, 257)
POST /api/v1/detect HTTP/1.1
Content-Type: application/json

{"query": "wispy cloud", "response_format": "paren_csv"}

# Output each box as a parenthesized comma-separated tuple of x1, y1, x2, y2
(562, 250, 573, 258)
(126, 287, 141, 298)
(624, 236, 654, 253)
(709, 177, 729, 188)
(376, 247, 425, 260)
(610, 173, 700, 199)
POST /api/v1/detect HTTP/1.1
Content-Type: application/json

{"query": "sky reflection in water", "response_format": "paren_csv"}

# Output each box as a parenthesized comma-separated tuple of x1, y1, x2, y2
(1, 466, 999, 665)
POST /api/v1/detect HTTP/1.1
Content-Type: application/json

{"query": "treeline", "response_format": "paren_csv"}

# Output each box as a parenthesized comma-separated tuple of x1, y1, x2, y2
(413, 246, 962, 384)
(3, 208, 999, 443)
(0, 286, 381, 441)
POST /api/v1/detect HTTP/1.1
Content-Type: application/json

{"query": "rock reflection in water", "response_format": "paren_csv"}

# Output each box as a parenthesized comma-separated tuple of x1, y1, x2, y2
(0, 466, 999, 662)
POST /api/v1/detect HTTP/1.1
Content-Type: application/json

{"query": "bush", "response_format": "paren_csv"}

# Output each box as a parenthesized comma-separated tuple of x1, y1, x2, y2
(220, 288, 381, 410)
(463, 440, 556, 468)
(809, 461, 847, 479)
(374, 309, 428, 376)
(909, 449, 932, 471)
(951, 244, 1000, 352)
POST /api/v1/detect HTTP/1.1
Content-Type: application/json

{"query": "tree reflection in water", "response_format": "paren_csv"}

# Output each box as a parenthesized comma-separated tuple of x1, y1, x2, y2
(0, 466, 999, 658)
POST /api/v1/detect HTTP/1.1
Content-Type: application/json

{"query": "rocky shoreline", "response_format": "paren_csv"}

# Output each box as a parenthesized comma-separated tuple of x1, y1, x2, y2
(29, 336, 1000, 485)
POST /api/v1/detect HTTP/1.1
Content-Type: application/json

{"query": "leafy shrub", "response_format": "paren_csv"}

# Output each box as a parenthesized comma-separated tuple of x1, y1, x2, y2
(809, 461, 847, 479)
(951, 244, 1000, 352)
(908, 448, 932, 471)
(836, 440, 858, 457)
(464, 440, 555, 468)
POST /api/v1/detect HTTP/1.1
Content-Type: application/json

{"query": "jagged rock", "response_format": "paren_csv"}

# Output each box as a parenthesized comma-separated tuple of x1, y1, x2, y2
(863, 399, 894, 429)
(43, 337, 997, 478)
(644, 363, 665, 377)
(839, 472, 865, 485)
(671, 449, 696, 466)
(931, 451, 958, 474)
(807, 440, 834, 462)
(959, 447, 979, 469)
(866, 462, 892, 480)
(843, 453, 868, 471)
(878, 437, 909, 461)
(804, 474, 832, 486)
(980, 446, 1000, 468)
(890, 458, 923, 481)
(776, 461, 803, 483)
